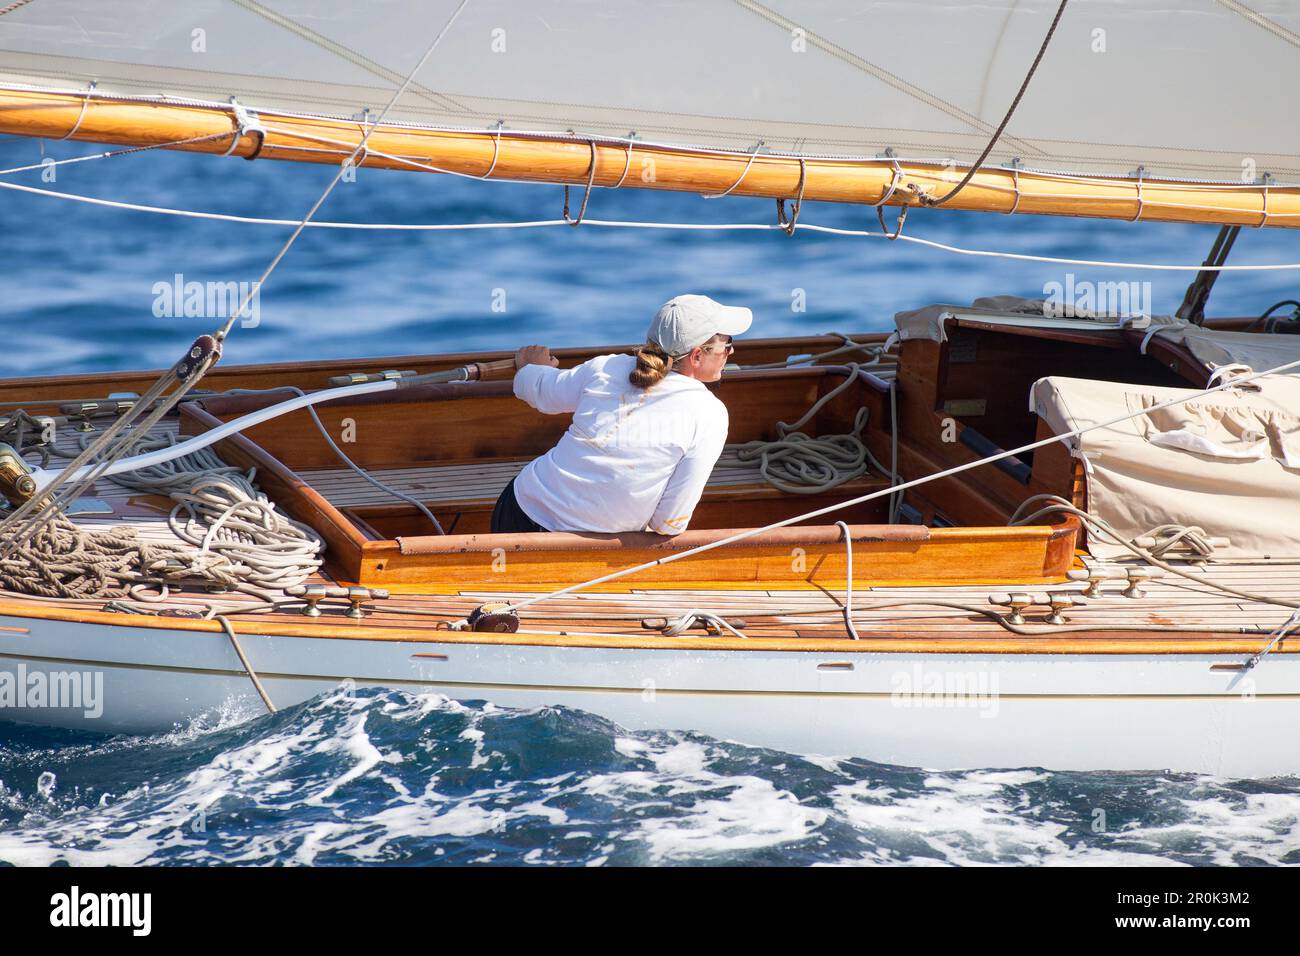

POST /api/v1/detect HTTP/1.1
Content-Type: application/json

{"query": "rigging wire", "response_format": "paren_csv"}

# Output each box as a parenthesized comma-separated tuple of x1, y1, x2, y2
(924, 0, 1069, 207)
(1, 177, 1298, 272)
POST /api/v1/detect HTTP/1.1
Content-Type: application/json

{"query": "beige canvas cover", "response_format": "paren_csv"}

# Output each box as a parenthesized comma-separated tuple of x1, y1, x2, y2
(1031, 376, 1300, 561)
(894, 297, 1152, 344)
(1141, 322, 1300, 380)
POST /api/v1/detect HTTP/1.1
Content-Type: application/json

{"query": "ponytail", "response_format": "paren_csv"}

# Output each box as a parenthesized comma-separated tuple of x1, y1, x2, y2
(630, 341, 672, 389)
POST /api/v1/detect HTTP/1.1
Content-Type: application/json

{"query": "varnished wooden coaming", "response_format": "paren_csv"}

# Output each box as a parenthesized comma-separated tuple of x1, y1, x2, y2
(177, 361, 1079, 593)
(0, 334, 889, 413)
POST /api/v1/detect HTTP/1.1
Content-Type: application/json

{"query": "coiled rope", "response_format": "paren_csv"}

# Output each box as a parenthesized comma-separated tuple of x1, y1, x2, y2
(0, 426, 323, 603)
(736, 362, 894, 494)
(77, 428, 325, 598)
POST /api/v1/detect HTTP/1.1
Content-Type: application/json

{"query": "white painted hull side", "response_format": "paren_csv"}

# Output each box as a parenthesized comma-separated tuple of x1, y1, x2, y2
(0, 614, 1295, 776)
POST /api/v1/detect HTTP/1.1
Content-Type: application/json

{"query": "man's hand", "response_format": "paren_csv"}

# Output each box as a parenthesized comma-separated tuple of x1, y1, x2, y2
(515, 345, 559, 370)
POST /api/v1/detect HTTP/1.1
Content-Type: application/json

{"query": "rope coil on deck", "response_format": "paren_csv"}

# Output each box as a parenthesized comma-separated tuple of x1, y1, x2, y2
(735, 362, 890, 494)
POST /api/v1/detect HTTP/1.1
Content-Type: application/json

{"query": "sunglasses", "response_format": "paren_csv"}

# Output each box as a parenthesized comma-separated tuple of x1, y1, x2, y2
(700, 339, 735, 356)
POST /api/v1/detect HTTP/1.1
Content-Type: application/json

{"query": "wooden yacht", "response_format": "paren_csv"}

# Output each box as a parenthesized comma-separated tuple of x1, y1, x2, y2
(1, 1, 1298, 774)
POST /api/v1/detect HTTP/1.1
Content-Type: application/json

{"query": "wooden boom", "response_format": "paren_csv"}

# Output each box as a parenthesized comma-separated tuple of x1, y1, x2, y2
(0, 87, 1296, 229)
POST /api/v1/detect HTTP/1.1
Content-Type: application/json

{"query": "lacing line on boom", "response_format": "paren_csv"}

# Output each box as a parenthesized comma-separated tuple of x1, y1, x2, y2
(563, 139, 598, 226)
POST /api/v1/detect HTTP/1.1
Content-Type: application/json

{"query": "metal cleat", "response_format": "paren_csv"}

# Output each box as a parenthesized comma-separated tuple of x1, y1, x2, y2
(1069, 566, 1124, 599)
(296, 583, 327, 617)
(989, 592, 1033, 625)
(1043, 594, 1079, 625)
(1123, 566, 1158, 599)
(346, 586, 370, 618)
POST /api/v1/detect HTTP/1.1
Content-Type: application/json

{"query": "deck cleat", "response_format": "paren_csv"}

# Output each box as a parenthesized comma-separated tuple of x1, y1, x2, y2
(1044, 594, 1079, 625)
(1122, 567, 1158, 599)
(294, 583, 326, 617)
(989, 593, 1033, 625)
(1070, 566, 1123, 599)
(346, 586, 371, 618)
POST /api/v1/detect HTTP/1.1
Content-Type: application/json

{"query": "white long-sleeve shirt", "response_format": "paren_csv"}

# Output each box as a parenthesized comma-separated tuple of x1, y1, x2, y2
(510, 353, 729, 534)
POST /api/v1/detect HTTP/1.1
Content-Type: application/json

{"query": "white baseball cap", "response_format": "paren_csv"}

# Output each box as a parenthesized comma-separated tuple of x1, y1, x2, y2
(648, 294, 753, 357)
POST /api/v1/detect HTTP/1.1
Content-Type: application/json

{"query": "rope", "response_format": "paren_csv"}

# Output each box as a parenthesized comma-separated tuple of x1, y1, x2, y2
(735, 365, 875, 494)
(0, 132, 250, 177)
(1007, 495, 1297, 611)
(614, 133, 636, 188)
(835, 520, 860, 640)
(0, 351, 207, 562)
(661, 609, 748, 639)
(776, 158, 806, 235)
(58, 81, 94, 140)
(924, 0, 1069, 207)
(700, 141, 764, 199)
(1139, 524, 1217, 560)
(739, 332, 893, 370)
(0, 511, 234, 601)
(215, 615, 277, 714)
(562, 140, 598, 226)
(0, 409, 54, 468)
(6, 181, 1300, 271)
(480, 120, 504, 179)
(225, 387, 445, 534)
(61, 428, 324, 600)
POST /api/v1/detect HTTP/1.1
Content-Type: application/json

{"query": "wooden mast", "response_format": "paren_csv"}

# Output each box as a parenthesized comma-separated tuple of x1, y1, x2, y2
(0, 86, 1296, 229)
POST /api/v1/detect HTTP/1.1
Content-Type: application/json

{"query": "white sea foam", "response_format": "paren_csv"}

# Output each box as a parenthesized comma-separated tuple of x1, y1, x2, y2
(3, 692, 1298, 867)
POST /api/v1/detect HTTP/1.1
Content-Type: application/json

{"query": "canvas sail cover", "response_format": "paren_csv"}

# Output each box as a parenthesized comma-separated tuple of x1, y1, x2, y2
(1143, 322, 1300, 379)
(0, 0, 1298, 184)
(1032, 375, 1300, 560)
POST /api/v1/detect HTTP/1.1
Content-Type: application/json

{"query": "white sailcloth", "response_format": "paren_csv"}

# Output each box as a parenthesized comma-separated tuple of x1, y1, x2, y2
(0, 0, 1297, 184)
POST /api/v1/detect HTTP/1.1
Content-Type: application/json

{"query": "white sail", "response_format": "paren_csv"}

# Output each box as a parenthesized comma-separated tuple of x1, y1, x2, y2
(0, 0, 1297, 184)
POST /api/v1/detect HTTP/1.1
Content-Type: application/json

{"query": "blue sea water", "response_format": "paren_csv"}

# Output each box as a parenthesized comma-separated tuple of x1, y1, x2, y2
(2, 135, 1299, 866)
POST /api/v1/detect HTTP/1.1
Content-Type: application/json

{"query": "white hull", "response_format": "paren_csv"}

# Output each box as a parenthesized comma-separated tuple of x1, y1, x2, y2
(1, 613, 1296, 777)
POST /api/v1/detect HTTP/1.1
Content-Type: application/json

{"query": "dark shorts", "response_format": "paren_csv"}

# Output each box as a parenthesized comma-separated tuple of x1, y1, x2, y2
(491, 477, 545, 534)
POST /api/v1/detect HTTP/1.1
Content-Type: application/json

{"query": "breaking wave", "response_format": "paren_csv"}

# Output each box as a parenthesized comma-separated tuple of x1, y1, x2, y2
(2, 688, 1298, 866)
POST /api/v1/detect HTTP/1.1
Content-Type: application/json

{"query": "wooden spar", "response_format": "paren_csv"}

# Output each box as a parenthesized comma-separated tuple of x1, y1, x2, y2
(0, 86, 1296, 230)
